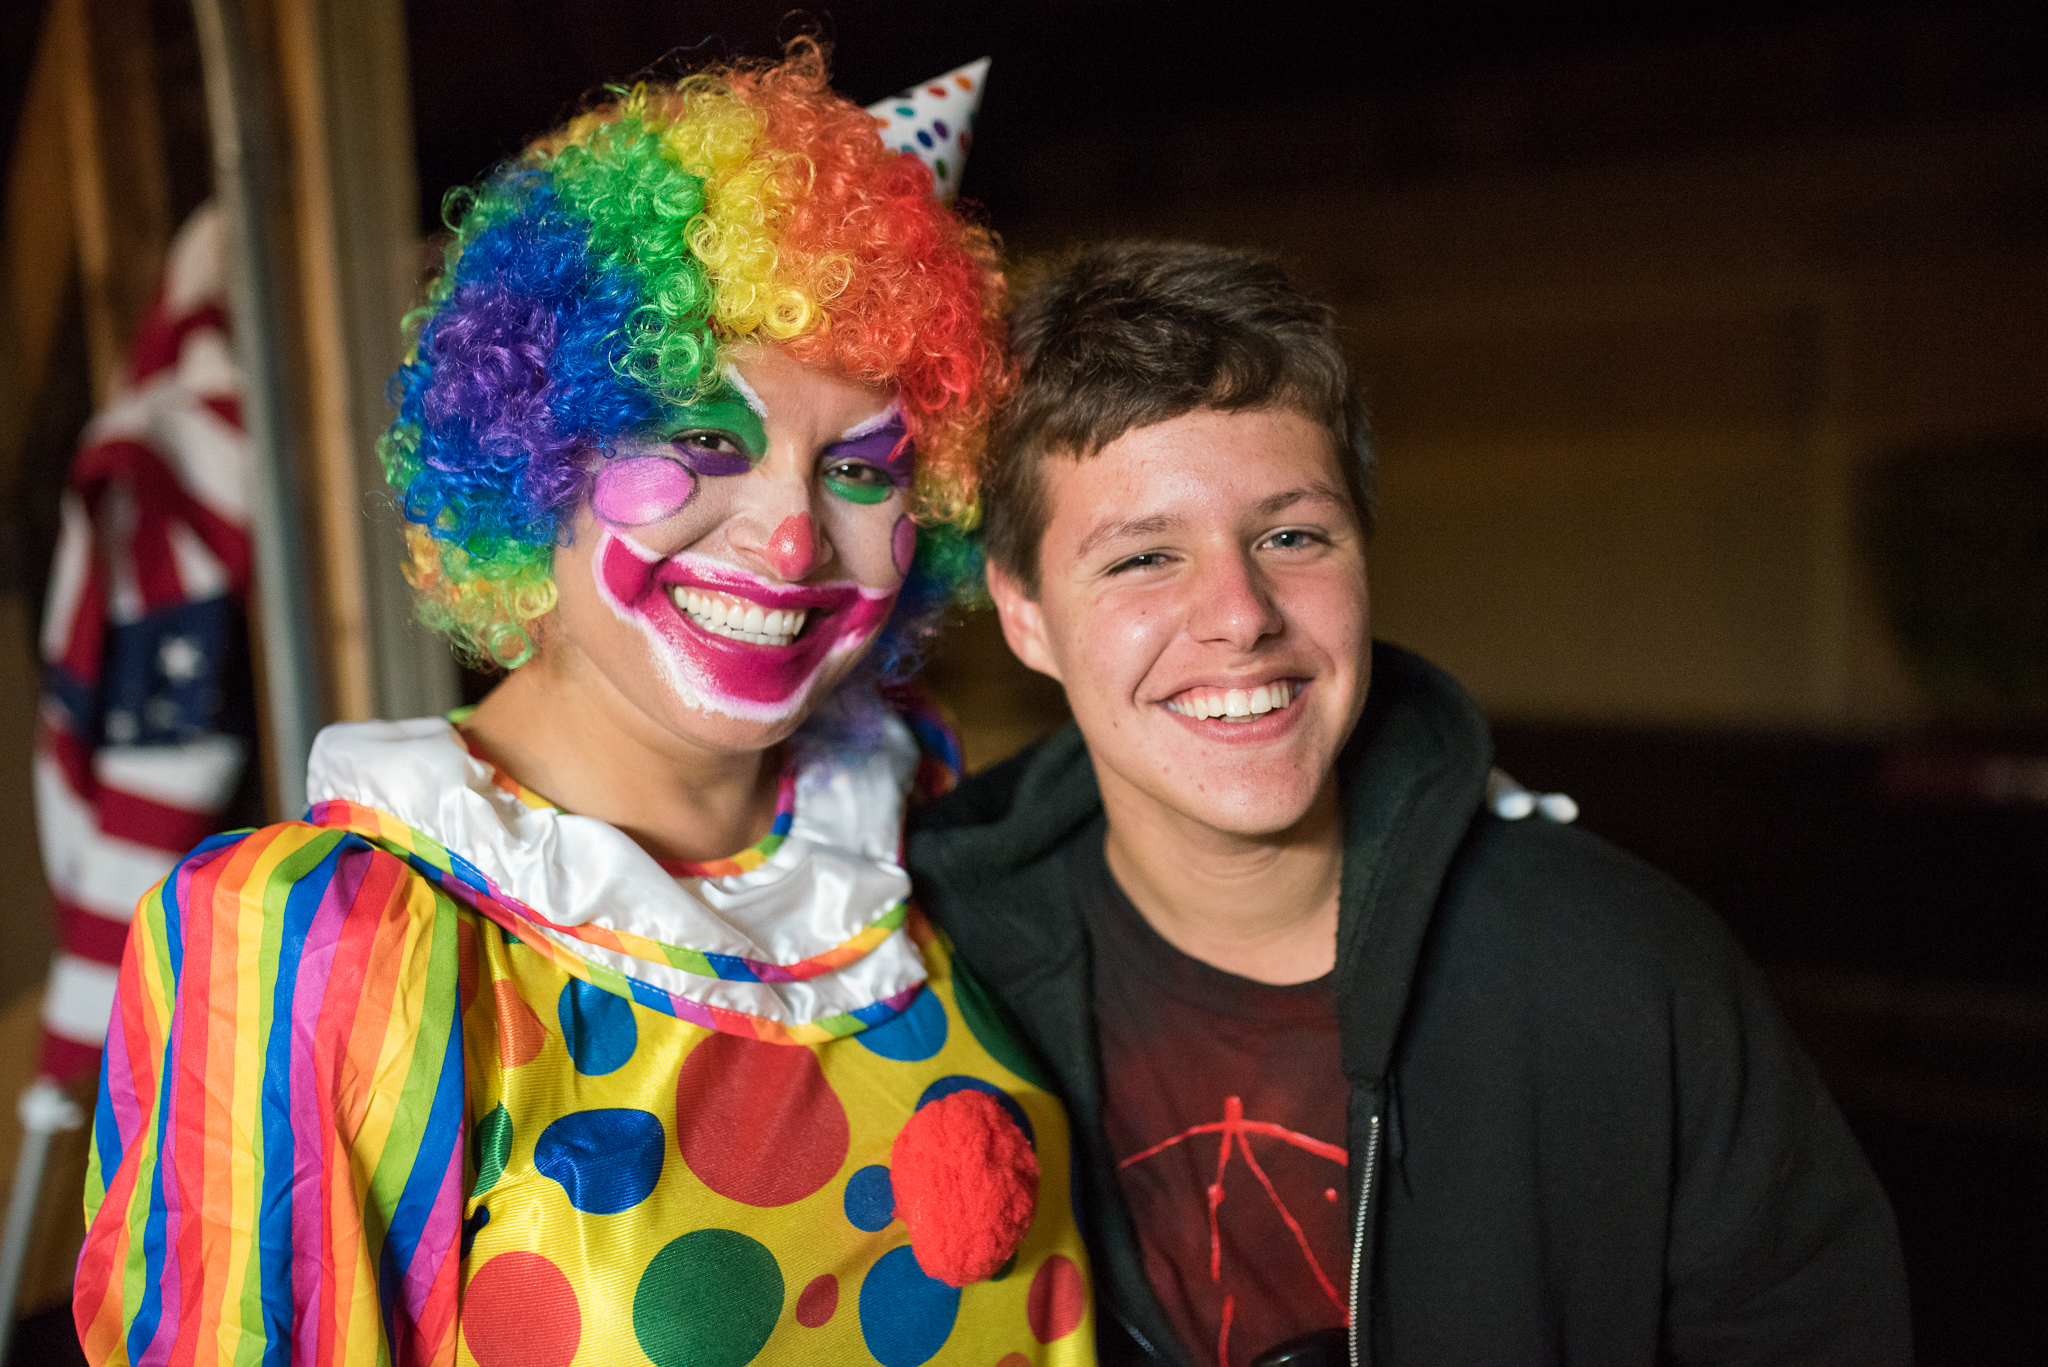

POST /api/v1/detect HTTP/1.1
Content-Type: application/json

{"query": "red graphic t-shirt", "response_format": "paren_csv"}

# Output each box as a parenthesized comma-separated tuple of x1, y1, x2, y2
(1075, 838, 1351, 1367)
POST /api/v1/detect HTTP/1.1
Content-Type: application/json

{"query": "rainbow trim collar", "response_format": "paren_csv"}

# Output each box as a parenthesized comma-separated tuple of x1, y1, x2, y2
(304, 797, 916, 1044)
(302, 713, 928, 1039)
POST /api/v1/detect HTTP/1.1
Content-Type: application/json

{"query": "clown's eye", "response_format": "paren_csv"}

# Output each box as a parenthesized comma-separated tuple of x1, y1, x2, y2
(669, 430, 755, 477)
(672, 429, 742, 455)
(823, 461, 893, 505)
(825, 460, 887, 487)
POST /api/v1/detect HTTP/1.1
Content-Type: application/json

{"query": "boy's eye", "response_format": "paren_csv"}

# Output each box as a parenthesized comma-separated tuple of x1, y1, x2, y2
(1108, 551, 1171, 574)
(1265, 529, 1324, 550)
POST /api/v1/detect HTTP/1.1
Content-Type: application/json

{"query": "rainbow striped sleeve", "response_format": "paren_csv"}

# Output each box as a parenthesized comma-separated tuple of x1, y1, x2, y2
(75, 821, 468, 1366)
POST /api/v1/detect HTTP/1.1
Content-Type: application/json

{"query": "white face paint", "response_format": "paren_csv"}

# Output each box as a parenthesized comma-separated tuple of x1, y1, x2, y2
(546, 347, 917, 751)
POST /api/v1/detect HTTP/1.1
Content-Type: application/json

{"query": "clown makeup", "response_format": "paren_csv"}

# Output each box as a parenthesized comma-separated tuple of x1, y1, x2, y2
(592, 539, 899, 723)
(819, 405, 914, 506)
(559, 348, 915, 733)
(592, 456, 697, 527)
(589, 382, 771, 527)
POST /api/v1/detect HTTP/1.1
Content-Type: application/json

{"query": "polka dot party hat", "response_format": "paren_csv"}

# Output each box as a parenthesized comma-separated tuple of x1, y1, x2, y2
(866, 57, 990, 201)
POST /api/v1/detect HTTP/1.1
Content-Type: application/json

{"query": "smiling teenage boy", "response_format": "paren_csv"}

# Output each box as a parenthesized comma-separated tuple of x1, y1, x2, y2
(908, 243, 1910, 1367)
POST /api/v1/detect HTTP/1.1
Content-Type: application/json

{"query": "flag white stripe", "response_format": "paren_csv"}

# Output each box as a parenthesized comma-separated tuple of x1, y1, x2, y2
(94, 735, 245, 809)
(159, 397, 250, 522)
(40, 497, 93, 663)
(33, 753, 179, 918)
(167, 522, 230, 601)
(43, 954, 121, 1045)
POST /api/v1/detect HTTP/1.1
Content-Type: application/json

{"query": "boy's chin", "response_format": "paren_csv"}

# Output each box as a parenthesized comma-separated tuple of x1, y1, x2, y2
(1134, 762, 1332, 842)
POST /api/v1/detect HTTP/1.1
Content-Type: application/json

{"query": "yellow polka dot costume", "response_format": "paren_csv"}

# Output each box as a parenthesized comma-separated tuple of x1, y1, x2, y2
(462, 902, 1086, 1367)
(77, 709, 1096, 1367)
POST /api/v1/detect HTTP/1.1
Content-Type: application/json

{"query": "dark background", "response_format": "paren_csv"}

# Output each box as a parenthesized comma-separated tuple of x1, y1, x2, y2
(409, 7, 2045, 1362)
(4, 1, 2044, 1362)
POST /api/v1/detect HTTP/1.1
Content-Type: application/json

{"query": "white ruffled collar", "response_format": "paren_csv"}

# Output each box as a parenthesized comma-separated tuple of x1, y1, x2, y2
(303, 712, 927, 1029)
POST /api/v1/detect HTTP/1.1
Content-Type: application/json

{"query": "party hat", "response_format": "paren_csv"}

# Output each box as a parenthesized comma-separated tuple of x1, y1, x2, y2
(866, 57, 989, 201)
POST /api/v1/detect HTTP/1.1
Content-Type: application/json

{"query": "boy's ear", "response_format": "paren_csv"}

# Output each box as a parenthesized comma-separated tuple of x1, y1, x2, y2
(985, 560, 1063, 684)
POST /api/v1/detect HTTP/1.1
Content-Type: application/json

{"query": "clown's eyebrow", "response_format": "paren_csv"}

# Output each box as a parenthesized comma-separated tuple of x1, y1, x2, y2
(838, 401, 903, 442)
(722, 363, 770, 420)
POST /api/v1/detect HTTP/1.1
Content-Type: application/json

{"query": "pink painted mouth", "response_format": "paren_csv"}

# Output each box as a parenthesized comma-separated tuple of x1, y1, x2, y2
(595, 532, 897, 722)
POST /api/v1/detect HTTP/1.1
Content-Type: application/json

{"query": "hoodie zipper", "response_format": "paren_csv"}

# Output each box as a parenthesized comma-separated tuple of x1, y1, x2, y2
(1348, 1111, 1382, 1367)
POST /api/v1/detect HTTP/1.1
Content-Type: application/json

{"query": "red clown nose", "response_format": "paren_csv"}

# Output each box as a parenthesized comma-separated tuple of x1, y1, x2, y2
(766, 513, 818, 580)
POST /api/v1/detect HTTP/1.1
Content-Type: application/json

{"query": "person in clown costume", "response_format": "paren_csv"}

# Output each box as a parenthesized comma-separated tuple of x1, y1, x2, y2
(74, 40, 1095, 1367)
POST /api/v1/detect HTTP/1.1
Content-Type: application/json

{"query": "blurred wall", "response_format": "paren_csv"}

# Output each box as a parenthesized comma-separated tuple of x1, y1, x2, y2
(983, 7, 2048, 739)
(394, 0, 2048, 755)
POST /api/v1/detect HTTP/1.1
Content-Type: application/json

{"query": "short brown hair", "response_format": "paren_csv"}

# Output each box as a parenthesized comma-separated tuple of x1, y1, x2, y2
(982, 241, 1374, 593)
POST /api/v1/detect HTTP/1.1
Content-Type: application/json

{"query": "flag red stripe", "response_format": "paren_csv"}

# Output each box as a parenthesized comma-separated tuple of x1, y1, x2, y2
(38, 1033, 101, 1081)
(96, 785, 220, 856)
(57, 896, 134, 965)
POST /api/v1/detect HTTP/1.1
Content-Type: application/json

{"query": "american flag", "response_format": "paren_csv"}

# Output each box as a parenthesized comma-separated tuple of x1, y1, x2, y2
(31, 203, 254, 1083)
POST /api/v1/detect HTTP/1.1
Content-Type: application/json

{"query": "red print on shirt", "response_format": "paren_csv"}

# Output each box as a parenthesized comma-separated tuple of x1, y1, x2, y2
(1120, 1097, 1350, 1366)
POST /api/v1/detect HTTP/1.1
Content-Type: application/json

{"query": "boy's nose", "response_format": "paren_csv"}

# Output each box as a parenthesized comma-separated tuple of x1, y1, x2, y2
(1188, 552, 1284, 650)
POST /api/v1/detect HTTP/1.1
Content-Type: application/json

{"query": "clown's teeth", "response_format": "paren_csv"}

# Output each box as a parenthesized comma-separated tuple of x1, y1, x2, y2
(668, 585, 808, 647)
(1166, 680, 1298, 722)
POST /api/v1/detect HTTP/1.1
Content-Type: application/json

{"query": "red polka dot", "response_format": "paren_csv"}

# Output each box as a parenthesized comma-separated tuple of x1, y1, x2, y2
(997, 1356, 1030, 1367)
(676, 1032, 850, 1206)
(796, 1272, 839, 1327)
(1027, 1254, 1086, 1344)
(462, 1251, 579, 1366)
(927, 85, 949, 97)
(494, 980, 545, 1067)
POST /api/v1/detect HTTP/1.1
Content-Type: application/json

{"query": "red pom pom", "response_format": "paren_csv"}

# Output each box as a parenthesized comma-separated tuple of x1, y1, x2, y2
(889, 1089, 1039, 1287)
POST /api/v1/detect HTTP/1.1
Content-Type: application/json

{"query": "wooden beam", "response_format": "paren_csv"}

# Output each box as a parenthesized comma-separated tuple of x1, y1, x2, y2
(1, 9, 79, 468)
(50, 0, 173, 404)
(273, 0, 374, 720)
(270, 0, 457, 723)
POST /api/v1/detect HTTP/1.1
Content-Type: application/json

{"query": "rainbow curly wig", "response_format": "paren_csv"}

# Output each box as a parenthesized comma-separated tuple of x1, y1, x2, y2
(379, 39, 1006, 671)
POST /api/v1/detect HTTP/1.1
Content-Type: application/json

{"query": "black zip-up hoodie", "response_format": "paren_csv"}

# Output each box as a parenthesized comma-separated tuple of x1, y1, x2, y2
(909, 643, 1910, 1366)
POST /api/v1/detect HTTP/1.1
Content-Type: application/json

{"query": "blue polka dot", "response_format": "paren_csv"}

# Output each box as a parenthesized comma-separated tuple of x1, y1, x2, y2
(859, 1245, 960, 1367)
(535, 1109, 664, 1213)
(895, 105, 914, 117)
(558, 977, 636, 1076)
(856, 985, 947, 1061)
(916, 1076, 1034, 1146)
(916, 129, 934, 148)
(844, 1165, 895, 1231)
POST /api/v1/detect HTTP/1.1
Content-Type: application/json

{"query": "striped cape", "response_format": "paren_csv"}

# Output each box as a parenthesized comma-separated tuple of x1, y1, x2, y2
(77, 818, 467, 1365)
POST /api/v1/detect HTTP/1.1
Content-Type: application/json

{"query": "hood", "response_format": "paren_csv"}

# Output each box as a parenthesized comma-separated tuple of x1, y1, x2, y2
(909, 640, 1494, 1085)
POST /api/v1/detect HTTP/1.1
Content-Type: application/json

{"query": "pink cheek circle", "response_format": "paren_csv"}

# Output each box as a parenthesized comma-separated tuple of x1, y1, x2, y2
(891, 515, 916, 577)
(592, 455, 696, 527)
